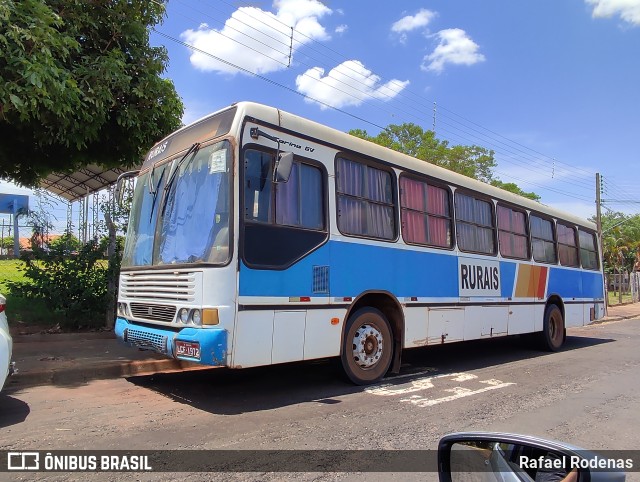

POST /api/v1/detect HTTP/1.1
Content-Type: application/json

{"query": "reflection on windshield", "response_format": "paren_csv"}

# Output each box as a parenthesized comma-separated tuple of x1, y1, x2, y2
(122, 140, 231, 268)
(122, 164, 168, 266)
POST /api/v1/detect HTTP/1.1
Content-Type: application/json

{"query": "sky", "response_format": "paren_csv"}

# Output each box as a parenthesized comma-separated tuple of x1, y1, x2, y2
(2, 0, 640, 235)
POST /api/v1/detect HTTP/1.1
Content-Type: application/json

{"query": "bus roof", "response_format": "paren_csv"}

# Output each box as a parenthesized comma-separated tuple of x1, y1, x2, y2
(150, 101, 597, 230)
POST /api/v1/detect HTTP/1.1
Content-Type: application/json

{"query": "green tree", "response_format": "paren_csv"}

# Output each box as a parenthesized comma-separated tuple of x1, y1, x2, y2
(594, 211, 640, 273)
(490, 180, 540, 201)
(0, 0, 183, 185)
(349, 123, 539, 200)
(48, 232, 81, 253)
(0, 236, 13, 250)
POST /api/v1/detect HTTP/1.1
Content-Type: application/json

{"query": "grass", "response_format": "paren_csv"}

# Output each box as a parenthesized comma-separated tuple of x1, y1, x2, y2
(0, 258, 64, 328)
(608, 291, 634, 305)
(0, 258, 26, 292)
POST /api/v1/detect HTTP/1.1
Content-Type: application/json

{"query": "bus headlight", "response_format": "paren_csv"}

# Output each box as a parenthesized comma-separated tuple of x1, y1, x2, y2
(179, 308, 190, 324)
(192, 309, 202, 325)
(117, 303, 127, 317)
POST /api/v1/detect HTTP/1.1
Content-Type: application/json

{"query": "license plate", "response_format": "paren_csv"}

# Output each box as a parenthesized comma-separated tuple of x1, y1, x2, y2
(175, 341, 201, 360)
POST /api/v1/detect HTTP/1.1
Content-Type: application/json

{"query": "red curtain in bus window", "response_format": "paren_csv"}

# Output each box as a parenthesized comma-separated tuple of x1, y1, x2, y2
(400, 177, 427, 243)
(497, 206, 528, 259)
(400, 178, 451, 247)
(558, 223, 579, 266)
(427, 185, 450, 247)
(401, 210, 427, 244)
(401, 177, 426, 211)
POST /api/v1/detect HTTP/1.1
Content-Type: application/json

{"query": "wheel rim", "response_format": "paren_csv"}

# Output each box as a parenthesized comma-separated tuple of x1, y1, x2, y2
(351, 323, 384, 369)
(549, 311, 563, 346)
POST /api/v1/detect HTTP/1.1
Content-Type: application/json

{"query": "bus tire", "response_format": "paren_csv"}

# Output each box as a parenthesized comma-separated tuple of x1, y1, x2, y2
(341, 307, 393, 385)
(539, 304, 565, 352)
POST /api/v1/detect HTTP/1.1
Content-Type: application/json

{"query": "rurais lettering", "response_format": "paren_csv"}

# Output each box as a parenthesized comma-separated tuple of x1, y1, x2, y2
(460, 263, 499, 291)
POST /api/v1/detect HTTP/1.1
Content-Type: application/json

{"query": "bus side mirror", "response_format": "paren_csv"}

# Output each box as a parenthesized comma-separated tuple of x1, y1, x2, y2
(438, 432, 626, 482)
(273, 151, 294, 183)
(115, 170, 139, 208)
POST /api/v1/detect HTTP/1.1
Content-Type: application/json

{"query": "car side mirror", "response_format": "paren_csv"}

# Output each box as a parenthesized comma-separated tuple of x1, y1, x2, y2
(273, 151, 293, 183)
(438, 432, 627, 482)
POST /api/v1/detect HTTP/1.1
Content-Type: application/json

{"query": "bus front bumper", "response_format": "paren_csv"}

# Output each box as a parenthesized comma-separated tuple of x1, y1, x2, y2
(115, 318, 227, 366)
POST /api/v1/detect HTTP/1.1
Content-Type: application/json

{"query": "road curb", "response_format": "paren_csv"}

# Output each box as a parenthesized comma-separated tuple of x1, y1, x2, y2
(589, 314, 638, 325)
(12, 331, 116, 343)
(6, 358, 205, 390)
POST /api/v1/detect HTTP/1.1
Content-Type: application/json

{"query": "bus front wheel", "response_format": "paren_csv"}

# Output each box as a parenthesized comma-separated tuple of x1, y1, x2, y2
(341, 307, 393, 385)
(539, 304, 565, 352)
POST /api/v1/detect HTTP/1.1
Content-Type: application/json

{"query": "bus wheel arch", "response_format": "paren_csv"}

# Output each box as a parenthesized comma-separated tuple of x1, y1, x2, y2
(340, 291, 404, 384)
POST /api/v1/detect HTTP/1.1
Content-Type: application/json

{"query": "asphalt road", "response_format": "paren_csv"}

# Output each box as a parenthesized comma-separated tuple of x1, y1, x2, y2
(2, 318, 639, 482)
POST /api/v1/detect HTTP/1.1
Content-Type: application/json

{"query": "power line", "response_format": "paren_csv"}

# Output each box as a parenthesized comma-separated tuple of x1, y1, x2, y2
(154, 1, 623, 208)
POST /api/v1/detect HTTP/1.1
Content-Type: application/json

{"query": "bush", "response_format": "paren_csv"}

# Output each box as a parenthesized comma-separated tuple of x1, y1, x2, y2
(7, 239, 113, 329)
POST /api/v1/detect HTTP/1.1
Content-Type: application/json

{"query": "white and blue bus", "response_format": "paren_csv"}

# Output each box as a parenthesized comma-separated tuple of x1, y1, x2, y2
(115, 102, 605, 385)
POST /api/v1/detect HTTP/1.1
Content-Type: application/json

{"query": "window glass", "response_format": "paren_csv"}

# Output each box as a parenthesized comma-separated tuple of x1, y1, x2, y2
(455, 193, 495, 254)
(122, 165, 168, 267)
(579, 229, 599, 270)
(557, 223, 579, 267)
(244, 149, 324, 230)
(244, 150, 273, 223)
(400, 176, 452, 248)
(157, 142, 231, 265)
(336, 158, 395, 240)
(530, 215, 557, 264)
(497, 205, 529, 259)
(123, 141, 232, 267)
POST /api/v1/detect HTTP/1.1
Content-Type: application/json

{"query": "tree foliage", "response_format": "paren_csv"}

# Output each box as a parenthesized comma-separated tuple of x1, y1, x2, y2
(0, 0, 183, 185)
(8, 239, 112, 329)
(349, 123, 540, 201)
(593, 211, 640, 273)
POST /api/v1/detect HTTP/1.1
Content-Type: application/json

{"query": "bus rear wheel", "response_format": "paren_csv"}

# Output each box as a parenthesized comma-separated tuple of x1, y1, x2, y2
(341, 307, 393, 385)
(539, 304, 565, 352)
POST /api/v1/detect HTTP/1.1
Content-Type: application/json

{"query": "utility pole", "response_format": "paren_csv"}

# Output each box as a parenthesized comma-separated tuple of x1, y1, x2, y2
(596, 172, 608, 312)
(596, 172, 602, 241)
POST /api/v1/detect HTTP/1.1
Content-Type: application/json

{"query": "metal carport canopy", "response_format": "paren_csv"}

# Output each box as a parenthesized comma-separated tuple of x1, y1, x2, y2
(38, 165, 130, 202)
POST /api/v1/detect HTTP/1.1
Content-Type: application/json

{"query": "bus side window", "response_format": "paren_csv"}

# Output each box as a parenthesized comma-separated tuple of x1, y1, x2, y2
(244, 150, 274, 223)
(455, 192, 496, 255)
(497, 204, 529, 260)
(531, 215, 557, 264)
(557, 223, 579, 267)
(579, 229, 599, 270)
(336, 157, 396, 240)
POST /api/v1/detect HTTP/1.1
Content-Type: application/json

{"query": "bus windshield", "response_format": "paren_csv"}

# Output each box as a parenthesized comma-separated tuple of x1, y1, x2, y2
(122, 140, 231, 268)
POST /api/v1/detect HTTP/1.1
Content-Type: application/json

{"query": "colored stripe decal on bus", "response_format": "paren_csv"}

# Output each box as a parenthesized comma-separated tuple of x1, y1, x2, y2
(514, 265, 548, 298)
(238, 240, 604, 300)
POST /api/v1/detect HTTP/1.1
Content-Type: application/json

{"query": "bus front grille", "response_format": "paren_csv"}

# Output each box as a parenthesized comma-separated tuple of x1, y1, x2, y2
(130, 303, 177, 323)
(120, 272, 197, 303)
(124, 328, 168, 354)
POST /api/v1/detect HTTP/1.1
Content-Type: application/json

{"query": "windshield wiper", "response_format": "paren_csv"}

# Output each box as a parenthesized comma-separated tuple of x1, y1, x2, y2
(160, 142, 200, 216)
(149, 168, 166, 223)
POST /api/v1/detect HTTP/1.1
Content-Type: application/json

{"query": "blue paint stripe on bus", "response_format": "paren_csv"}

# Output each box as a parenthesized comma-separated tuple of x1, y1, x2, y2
(499, 261, 517, 298)
(547, 267, 604, 299)
(238, 241, 604, 299)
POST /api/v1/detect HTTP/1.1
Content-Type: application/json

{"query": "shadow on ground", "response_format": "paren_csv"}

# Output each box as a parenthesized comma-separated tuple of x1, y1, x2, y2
(0, 394, 30, 428)
(126, 334, 614, 416)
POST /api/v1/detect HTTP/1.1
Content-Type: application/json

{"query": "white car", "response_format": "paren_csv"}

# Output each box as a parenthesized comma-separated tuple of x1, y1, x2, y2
(0, 293, 13, 391)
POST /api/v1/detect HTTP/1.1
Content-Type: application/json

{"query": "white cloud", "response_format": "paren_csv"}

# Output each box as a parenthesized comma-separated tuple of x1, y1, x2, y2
(335, 24, 348, 34)
(391, 9, 436, 33)
(586, 0, 640, 25)
(295, 60, 410, 110)
(181, 0, 332, 75)
(422, 28, 485, 73)
(391, 9, 436, 44)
